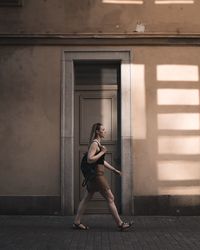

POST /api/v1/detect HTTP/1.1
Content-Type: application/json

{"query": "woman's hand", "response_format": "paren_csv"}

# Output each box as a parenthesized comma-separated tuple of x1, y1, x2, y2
(100, 145, 107, 154)
(115, 169, 122, 176)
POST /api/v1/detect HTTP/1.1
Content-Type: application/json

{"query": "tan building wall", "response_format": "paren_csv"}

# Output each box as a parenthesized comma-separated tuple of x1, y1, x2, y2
(0, 0, 200, 34)
(0, 0, 200, 214)
(0, 46, 61, 196)
(131, 46, 200, 199)
(1, 44, 200, 214)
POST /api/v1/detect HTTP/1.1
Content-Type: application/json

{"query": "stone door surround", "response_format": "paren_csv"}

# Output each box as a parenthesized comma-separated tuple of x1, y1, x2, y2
(61, 48, 132, 215)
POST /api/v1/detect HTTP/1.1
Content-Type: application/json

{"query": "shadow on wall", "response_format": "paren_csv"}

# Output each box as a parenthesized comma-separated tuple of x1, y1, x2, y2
(155, 63, 200, 214)
(132, 55, 200, 215)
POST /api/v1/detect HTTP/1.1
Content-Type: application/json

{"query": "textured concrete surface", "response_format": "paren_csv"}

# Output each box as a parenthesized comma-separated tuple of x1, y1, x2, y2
(0, 0, 200, 34)
(0, 215, 200, 249)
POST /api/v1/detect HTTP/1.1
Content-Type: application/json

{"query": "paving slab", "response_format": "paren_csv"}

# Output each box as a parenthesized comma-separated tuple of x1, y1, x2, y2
(0, 215, 200, 250)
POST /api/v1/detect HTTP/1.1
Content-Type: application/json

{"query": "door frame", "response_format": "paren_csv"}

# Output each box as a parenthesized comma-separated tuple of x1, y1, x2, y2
(61, 48, 133, 215)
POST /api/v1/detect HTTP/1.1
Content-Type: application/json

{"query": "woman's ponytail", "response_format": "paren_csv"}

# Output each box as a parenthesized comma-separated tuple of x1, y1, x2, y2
(88, 123, 102, 146)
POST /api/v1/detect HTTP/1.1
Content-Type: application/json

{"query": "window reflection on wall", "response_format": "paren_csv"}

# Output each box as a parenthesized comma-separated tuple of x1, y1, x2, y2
(158, 136, 200, 154)
(158, 161, 200, 180)
(102, 0, 195, 4)
(158, 113, 200, 130)
(157, 65, 199, 82)
(155, 0, 194, 4)
(156, 64, 200, 196)
(157, 89, 199, 105)
(102, 0, 143, 4)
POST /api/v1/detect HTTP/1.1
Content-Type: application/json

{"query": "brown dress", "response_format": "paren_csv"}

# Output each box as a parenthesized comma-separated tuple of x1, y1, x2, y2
(86, 147, 110, 193)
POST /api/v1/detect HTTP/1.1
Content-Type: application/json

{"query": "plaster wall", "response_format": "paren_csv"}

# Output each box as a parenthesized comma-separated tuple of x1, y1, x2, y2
(131, 46, 200, 197)
(1, 45, 200, 201)
(0, 46, 61, 195)
(0, 0, 200, 34)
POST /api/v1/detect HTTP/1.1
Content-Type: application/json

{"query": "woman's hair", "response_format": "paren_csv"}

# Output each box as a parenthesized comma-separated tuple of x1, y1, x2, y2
(88, 123, 102, 145)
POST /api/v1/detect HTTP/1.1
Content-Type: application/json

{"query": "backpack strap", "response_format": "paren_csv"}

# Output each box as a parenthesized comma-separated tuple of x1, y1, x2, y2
(82, 176, 89, 187)
(92, 139, 101, 148)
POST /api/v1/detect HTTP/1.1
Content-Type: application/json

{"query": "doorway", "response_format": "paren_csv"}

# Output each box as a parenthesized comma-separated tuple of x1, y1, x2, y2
(61, 49, 132, 215)
(74, 60, 121, 213)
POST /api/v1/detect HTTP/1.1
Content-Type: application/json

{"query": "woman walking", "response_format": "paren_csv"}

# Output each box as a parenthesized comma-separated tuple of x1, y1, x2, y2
(73, 123, 133, 231)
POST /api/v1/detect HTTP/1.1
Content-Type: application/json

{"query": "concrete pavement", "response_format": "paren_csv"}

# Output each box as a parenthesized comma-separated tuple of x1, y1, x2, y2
(0, 215, 200, 249)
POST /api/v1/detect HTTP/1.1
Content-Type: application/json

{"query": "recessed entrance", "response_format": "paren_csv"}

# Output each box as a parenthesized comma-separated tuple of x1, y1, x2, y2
(74, 60, 121, 213)
(61, 49, 132, 215)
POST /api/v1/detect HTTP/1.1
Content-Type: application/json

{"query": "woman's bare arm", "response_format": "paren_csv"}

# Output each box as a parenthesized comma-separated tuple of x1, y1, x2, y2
(104, 160, 121, 176)
(87, 142, 106, 164)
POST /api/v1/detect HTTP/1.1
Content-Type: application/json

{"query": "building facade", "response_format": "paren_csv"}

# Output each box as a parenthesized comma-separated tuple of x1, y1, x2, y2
(0, 0, 200, 215)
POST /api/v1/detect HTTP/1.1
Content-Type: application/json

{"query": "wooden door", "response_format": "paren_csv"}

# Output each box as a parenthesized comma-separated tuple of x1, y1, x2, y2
(74, 60, 121, 214)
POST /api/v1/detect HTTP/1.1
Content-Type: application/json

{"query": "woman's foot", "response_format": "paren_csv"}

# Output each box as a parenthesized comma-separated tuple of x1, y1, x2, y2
(73, 222, 89, 230)
(118, 221, 133, 231)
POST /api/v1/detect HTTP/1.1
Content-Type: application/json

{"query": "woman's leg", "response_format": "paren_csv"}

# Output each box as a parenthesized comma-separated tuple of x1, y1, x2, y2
(74, 189, 95, 225)
(100, 188, 123, 226)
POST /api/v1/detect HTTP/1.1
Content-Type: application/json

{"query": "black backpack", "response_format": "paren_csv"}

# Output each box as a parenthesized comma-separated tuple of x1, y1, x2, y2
(80, 152, 97, 187)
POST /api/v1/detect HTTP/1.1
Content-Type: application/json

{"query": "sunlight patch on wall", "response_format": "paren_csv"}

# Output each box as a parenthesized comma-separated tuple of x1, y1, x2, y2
(157, 65, 199, 81)
(158, 136, 200, 154)
(155, 0, 194, 4)
(157, 89, 199, 105)
(102, 0, 143, 4)
(158, 186, 200, 195)
(131, 64, 146, 139)
(157, 113, 200, 130)
(158, 161, 200, 181)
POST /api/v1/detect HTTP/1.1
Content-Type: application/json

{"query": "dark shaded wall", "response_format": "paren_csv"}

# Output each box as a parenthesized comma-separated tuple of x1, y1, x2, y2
(0, 46, 60, 196)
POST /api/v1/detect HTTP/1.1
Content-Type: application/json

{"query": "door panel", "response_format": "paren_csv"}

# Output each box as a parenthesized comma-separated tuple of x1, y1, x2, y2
(74, 87, 120, 214)
(79, 93, 117, 144)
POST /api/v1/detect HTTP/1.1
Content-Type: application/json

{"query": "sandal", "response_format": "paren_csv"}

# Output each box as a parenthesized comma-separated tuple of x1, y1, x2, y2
(73, 222, 89, 230)
(118, 221, 133, 231)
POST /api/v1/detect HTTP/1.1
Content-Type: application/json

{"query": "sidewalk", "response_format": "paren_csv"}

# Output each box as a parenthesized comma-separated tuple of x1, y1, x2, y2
(0, 215, 200, 250)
